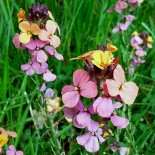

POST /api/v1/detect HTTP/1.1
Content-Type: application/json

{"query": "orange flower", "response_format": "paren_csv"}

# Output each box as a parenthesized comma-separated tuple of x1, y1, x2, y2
(19, 21, 40, 44)
(17, 8, 26, 22)
(107, 43, 118, 52)
(70, 51, 94, 61)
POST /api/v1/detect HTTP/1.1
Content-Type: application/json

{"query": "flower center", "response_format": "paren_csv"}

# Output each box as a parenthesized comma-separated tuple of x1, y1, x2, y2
(119, 84, 124, 90)
(74, 87, 79, 91)
(36, 47, 40, 50)
(27, 31, 32, 35)
(84, 108, 87, 112)
(49, 34, 52, 39)
(91, 132, 95, 136)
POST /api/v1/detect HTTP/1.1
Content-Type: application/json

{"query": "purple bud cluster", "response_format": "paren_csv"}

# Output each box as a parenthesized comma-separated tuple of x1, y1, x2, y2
(28, 2, 49, 22)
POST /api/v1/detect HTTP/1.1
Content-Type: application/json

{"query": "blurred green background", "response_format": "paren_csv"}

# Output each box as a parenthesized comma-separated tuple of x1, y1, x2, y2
(0, 0, 155, 154)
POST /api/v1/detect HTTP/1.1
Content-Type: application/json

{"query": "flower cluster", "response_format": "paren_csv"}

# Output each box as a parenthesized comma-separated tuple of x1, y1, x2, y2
(0, 128, 23, 154)
(13, 2, 63, 98)
(109, 0, 144, 14)
(61, 44, 139, 152)
(130, 31, 153, 73)
(109, 0, 144, 33)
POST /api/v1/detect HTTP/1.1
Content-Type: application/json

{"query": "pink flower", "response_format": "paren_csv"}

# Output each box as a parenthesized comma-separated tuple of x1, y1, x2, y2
(106, 65, 139, 105)
(38, 20, 60, 48)
(13, 33, 25, 50)
(64, 100, 94, 128)
(21, 59, 40, 76)
(112, 22, 129, 33)
(135, 47, 146, 57)
(114, 0, 128, 13)
(76, 120, 105, 152)
(93, 97, 128, 128)
(6, 145, 23, 155)
(43, 69, 56, 82)
(25, 39, 48, 63)
(113, 15, 135, 33)
(61, 69, 97, 108)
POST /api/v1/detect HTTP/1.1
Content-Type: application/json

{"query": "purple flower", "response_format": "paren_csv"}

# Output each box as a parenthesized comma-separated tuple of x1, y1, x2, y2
(64, 100, 93, 128)
(93, 97, 128, 129)
(6, 145, 23, 155)
(43, 69, 56, 82)
(76, 120, 105, 152)
(25, 39, 48, 63)
(135, 47, 146, 57)
(112, 22, 129, 33)
(21, 59, 40, 76)
(113, 15, 135, 33)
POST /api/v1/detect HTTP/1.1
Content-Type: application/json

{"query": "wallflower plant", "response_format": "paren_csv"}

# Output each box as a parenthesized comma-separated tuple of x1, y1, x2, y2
(61, 43, 139, 152)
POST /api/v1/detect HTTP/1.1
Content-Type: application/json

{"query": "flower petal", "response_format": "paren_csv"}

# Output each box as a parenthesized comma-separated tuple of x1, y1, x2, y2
(111, 115, 129, 129)
(106, 79, 120, 96)
(45, 45, 55, 55)
(31, 23, 40, 35)
(62, 91, 80, 108)
(21, 63, 30, 71)
(80, 81, 97, 98)
(43, 71, 56, 82)
(38, 29, 49, 41)
(54, 51, 64, 60)
(50, 35, 60, 48)
(19, 33, 31, 44)
(25, 38, 36, 50)
(96, 98, 114, 118)
(63, 107, 78, 119)
(76, 112, 91, 127)
(13, 33, 25, 50)
(46, 20, 57, 34)
(85, 136, 99, 152)
(37, 50, 48, 63)
(19, 21, 30, 32)
(26, 67, 35, 76)
(73, 69, 89, 87)
(61, 85, 75, 94)
(76, 132, 91, 146)
(45, 88, 54, 98)
(88, 120, 99, 132)
(35, 39, 47, 48)
(114, 65, 125, 85)
(120, 82, 139, 105)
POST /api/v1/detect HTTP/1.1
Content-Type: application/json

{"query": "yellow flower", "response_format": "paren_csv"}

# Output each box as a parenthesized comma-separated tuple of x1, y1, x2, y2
(91, 50, 113, 69)
(0, 134, 8, 147)
(17, 8, 26, 22)
(147, 36, 153, 43)
(107, 43, 118, 52)
(19, 21, 40, 44)
(133, 31, 139, 36)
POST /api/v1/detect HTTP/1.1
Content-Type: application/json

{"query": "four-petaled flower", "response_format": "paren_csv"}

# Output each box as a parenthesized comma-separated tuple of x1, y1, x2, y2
(39, 20, 60, 48)
(19, 21, 40, 44)
(76, 120, 105, 152)
(61, 69, 97, 108)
